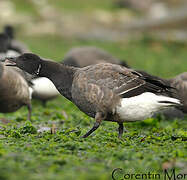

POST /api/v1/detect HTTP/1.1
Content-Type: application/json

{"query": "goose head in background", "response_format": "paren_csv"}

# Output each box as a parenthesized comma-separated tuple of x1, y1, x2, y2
(4, 25, 14, 40)
(0, 33, 10, 60)
(3, 25, 30, 54)
(0, 32, 20, 60)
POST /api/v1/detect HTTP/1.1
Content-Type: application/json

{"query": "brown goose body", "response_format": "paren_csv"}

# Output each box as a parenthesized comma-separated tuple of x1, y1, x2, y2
(71, 63, 171, 119)
(168, 72, 187, 113)
(63, 46, 128, 67)
(0, 63, 31, 119)
(6, 53, 181, 138)
(63, 47, 186, 118)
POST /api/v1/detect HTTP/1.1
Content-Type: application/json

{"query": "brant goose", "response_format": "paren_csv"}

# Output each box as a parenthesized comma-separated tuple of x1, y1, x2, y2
(3, 26, 58, 105)
(0, 33, 20, 59)
(63, 46, 128, 67)
(6, 53, 182, 138)
(3, 25, 30, 53)
(63, 47, 186, 118)
(0, 32, 33, 86)
(0, 62, 32, 120)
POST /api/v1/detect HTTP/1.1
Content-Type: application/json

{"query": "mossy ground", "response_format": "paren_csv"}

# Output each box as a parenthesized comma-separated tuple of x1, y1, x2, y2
(0, 35, 186, 180)
(0, 1, 186, 180)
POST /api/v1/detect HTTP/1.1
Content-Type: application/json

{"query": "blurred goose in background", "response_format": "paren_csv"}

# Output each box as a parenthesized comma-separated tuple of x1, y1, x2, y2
(63, 46, 129, 67)
(31, 77, 60, 106)
(3, 25, 30, 53)
(3, 25, 59, 106)
(168, 72, 187, 113)
(0, 62, 32, 120)
(0, 33, 9, 60)
(154, 73, 187, 119)
(6, 53, 182, 138)
(0, 32, 33, 85)
(0, 33, 20, 60)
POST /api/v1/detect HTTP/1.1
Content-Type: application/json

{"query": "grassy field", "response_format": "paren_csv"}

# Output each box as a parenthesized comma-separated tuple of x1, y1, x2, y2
(0, 1, 187, 180)
(0, 35, 186, 180)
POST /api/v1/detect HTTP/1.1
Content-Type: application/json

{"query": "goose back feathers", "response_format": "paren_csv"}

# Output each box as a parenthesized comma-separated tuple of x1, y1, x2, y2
(63, 46, 128, 67)
(0, 63, 32, 119)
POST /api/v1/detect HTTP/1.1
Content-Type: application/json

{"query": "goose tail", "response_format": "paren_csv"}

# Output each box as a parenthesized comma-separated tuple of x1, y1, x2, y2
(158, 96, 182, 107)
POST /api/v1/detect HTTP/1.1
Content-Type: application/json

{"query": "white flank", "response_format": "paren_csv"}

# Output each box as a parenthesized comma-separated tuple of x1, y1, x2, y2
(31, 77, 60, 99)
(116, 92, 181, 122)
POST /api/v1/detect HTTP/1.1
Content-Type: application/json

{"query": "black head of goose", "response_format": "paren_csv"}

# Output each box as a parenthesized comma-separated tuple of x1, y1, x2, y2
(6, 53, 182, 138)
(0, 62, 32, 120)
(63, 46, 129, 68)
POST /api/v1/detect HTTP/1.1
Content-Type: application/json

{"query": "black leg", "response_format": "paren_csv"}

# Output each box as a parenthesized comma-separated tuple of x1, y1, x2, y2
(82, 112, 104, 138)
(118, 123, 124, 138)
(82, 122, 101, 138)
(27, 103, 32, 121)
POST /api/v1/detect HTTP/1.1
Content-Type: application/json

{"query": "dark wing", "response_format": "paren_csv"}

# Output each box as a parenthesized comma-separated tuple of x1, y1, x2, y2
(82, 63, 173, 98)
(121, 70, 173, 98)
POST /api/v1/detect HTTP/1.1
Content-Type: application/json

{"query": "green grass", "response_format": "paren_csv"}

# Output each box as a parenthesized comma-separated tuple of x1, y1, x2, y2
(0, 35, 186, 180)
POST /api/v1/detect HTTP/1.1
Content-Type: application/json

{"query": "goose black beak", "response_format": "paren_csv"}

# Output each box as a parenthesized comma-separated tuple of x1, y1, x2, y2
(4, 57, 17, 66)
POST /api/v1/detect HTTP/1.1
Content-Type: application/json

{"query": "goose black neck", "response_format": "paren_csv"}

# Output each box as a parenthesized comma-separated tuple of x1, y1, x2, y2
(39, 60, 77, 101)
